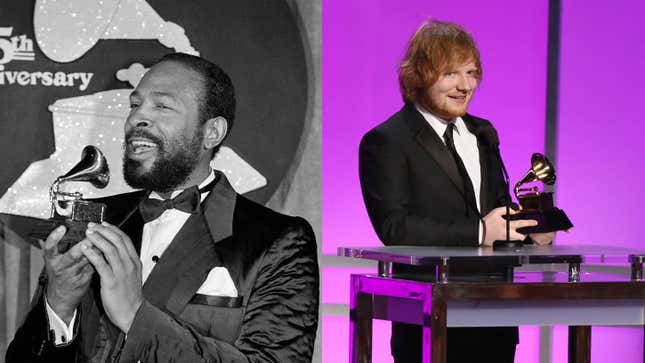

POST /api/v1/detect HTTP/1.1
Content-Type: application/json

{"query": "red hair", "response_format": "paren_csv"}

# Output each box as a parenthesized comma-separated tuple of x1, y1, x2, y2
(399, 20, 482, 104)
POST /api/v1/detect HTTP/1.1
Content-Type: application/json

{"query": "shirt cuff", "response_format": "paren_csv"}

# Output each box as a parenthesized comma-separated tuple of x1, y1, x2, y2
(478, 220, 484, 245)
(45, 298, 77, 346)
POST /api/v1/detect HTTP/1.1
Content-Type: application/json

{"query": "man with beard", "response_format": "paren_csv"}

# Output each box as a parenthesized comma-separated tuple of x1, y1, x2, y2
(7, 53, 319, 362)
(358, 20, 553, 362)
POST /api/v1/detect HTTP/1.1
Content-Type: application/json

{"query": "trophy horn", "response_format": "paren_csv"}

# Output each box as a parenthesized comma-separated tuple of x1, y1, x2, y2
(57, 145, 110, 189)
(514, 153, 556, 197)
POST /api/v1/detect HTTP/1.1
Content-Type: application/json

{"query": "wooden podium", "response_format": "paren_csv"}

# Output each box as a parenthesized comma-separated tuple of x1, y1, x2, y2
(338, 245, 645, 363)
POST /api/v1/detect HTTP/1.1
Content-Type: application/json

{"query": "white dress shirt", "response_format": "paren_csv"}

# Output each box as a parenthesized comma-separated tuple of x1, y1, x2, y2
(46, 170, 216, 345)
(415, 105, 484, 243)
(140, 171, 214, 282)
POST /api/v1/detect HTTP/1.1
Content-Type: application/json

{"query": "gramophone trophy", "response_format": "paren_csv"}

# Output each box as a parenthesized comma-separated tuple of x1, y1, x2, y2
(29, 145, 110, 253)
(509, 153, 573, 234)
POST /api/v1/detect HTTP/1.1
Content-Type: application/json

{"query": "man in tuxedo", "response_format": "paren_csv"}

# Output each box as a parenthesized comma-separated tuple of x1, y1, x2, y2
(359, 20, 553, 362)
(7, 53, 319, 362)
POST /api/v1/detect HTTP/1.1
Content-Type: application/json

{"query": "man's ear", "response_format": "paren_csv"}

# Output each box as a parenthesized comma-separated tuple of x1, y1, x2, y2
(202, 116, 228, 151)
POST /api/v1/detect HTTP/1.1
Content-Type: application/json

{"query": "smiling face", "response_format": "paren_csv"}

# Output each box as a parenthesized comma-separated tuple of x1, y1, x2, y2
(123, 60, 211, 194)
(422, 61, 479, 121)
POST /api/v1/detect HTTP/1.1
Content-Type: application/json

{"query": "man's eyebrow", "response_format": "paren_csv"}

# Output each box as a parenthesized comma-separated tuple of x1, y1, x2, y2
(151, 91, 177, 99)
(129, 90, 177, 100)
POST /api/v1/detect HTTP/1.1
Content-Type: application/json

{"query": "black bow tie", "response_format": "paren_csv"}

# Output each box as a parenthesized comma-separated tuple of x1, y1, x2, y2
(139, 176, 218, 223)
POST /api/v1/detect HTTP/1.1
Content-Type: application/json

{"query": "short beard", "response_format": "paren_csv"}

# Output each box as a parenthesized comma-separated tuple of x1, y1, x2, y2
(420, 94, 470, 121)
(123, 130, 203, 194)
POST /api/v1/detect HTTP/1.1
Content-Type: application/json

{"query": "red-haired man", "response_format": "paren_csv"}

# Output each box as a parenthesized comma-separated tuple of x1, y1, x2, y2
(359, 20, 552, 362)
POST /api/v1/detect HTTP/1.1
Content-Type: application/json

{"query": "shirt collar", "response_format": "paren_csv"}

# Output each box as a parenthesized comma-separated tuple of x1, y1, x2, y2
(415, 103, 465, 141)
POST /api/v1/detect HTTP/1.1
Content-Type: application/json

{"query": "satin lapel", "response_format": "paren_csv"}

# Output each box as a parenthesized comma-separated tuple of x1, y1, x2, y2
(403, 105, 465, 197)
(142, 172, 236, 316)
(202, 174, 241, 289)
(142, 213, 222, 315)
(463, 114, 490, 214)
(116, 207, 144, 254)
(101, 190, 145, 253)
(202, 171, 236, 244)
(478, 143, 491, 213)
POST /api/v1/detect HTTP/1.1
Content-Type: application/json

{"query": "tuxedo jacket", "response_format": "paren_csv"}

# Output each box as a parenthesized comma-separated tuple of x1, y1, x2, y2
(359, 104, 518, 361)
(7, 173, 319, 362)
(359, 103, 508, 247)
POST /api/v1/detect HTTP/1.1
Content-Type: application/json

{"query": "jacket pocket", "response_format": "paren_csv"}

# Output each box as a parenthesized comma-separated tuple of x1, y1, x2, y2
(189, 293, 243, 308)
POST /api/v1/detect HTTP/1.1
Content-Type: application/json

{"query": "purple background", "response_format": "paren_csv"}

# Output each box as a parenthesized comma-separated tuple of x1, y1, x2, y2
(556, 1, 645, 246)
(322, 0, 644, 362)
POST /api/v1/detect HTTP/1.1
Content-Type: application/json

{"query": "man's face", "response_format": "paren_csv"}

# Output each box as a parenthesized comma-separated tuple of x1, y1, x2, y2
(123, 61, 207, 193)
(423, 61, 479, 121)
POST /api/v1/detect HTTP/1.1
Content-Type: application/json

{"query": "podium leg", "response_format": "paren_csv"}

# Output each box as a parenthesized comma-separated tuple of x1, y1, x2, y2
(350, 275, 373, 363)
(430, 298, 446, 363)
(568, 326, 591, 363)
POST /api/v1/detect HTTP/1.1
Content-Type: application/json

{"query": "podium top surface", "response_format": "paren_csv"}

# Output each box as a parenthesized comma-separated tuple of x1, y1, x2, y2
(337, 244, 645, 266)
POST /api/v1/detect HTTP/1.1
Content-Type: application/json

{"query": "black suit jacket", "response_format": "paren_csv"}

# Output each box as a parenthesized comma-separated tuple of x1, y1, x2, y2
(359, 103, 507, 247)
(7, 173, 319, 362)
(359, 104, 518, 362)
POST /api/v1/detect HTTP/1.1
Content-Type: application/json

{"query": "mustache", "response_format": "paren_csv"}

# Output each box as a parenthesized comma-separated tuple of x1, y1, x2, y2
(124, 129, 164, 147)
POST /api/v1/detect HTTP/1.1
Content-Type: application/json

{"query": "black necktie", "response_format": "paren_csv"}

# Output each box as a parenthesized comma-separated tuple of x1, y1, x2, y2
(443, 123, 478, 214)
(139, 177, 218, 223)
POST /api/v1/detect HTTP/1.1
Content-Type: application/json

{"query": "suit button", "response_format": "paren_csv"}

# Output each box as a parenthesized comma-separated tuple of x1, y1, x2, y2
(37, 340, 46, 355)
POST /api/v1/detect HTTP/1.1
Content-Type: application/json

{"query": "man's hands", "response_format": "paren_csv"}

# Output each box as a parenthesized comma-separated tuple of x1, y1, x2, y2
(43, 225, 94, 325)
(79, 222, 143, 334)
(42, 221, 144, 333)
(481, 206, 538, 246)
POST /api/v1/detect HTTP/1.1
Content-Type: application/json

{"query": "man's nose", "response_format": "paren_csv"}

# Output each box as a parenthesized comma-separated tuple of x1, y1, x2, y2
(456, 74, 472, 91)
(126, 107, 152, 128)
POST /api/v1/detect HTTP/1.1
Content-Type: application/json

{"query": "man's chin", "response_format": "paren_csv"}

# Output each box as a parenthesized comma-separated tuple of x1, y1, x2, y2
(423, 102, 469, 120)
(123, 159, 152, 189)
(443, 106, 468, 119)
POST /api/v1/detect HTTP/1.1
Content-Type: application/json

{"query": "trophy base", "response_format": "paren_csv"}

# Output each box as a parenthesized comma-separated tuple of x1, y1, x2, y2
(510, 208, 573, 234)
(29, 200, 105, 254)
(492, 240, 526, 251)
(29, 218, 91, 254)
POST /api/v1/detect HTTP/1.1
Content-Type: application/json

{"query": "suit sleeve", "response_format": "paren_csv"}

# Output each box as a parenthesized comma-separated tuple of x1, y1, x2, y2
(5, 275, 79, 363)
(116, 217, 319, 363)
(359, 128, 480, 246)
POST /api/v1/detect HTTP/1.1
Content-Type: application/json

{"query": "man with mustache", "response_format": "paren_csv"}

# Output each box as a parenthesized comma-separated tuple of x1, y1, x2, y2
(358, 20, 553, 362)
(7, 53, 319, 362)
